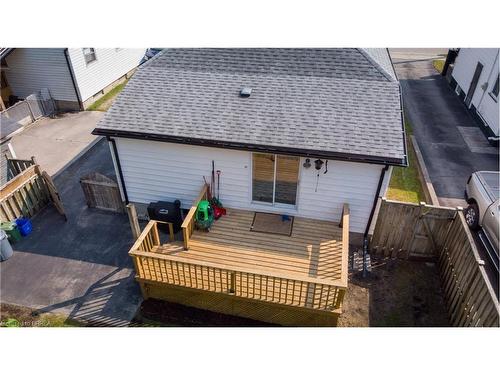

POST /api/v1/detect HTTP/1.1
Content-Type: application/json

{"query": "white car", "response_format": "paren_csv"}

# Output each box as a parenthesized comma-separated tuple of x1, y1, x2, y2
(465, 171, 499, 269)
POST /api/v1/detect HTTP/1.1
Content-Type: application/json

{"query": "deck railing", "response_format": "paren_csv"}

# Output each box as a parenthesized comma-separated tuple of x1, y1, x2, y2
(129, 203, 350, 313)
(339, 203, 350, 285)
(180, 183, 208, 249)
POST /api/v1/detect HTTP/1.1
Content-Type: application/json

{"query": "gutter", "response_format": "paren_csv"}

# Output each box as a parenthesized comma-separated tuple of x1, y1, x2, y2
(93, 128, 408, 167)
(108, 137, 129, 204)
(398, 83, 409, 167)
(64, 48, 84, 111)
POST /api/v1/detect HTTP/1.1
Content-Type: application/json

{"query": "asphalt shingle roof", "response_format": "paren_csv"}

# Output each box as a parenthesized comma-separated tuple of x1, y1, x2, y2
(94, 48, 406, 165)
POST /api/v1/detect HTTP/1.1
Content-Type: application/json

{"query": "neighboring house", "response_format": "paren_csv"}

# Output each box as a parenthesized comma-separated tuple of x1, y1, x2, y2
(94, 49, 406, 235)
(0, 48, 146, 111)
(450, 48, 499, 138)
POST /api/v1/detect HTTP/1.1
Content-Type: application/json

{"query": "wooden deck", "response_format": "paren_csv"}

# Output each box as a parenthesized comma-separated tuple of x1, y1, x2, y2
(156, 208, 344, 282)
(128, 184, 349, 325)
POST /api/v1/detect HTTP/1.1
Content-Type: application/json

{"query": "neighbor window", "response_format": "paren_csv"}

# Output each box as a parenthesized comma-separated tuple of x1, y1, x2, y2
(491, 75, 499, 100)
(82, 48, 97, 64)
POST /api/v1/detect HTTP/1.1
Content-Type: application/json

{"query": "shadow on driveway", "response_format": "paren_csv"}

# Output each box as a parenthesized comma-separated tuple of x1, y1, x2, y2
(0, 138, 142, 326)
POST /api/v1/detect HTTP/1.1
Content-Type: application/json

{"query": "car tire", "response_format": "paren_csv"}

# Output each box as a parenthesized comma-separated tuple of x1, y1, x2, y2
(464, 203, 480, 230)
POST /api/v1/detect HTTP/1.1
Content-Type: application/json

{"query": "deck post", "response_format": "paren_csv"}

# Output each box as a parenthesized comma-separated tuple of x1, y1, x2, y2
(126, 203, 141, 241)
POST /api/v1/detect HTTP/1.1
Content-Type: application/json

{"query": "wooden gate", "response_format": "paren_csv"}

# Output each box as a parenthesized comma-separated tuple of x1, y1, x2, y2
(371, 199, 456, 259)
(80, 172, 124, 213)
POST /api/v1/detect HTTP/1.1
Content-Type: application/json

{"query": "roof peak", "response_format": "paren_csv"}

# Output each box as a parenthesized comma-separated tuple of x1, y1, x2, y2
(357, 48, 397, 82)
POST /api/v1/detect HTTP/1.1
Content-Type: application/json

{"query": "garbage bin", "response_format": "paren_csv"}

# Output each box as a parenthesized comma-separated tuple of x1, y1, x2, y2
(0, 222, 22, 242)
(147, 200, 183, 233)
(0, 229, 14, 261)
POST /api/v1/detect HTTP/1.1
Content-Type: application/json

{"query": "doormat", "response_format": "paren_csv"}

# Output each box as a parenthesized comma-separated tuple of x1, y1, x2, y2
(250, 212, 294, 236)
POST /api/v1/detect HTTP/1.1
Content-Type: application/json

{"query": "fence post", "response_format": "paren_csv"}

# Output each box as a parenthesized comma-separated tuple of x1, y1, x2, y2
(127, 203, 141, 241)
(25, 99, 35, 123)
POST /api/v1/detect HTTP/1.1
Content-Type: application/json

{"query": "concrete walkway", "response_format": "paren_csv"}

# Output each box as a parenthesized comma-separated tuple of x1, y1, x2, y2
(0, 139, 142, 326)
(10, 111, 104, 176)
(390, 49, 499, 208)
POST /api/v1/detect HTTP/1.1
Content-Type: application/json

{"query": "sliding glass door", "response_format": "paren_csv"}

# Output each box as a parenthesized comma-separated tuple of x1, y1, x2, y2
(252, 153, 299, 207)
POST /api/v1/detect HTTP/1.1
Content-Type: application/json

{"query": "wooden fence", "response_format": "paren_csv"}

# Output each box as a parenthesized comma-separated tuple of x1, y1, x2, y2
(371, 199, 457, 259)
(181, 183, 208, 249)
(130, 220, 348, 312)
(0, 163, 66, 222)
(80, 172, 124, 213)
(371, 198, 499, 327)
(6, 157, 35, 181)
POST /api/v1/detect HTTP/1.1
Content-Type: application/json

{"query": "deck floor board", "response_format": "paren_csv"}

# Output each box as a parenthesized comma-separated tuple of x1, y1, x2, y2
(155, 208, 344, 281)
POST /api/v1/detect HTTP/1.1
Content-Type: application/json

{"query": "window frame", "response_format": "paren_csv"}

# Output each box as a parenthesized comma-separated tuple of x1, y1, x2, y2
(250, 152, 300, 208)
(82, 48, 97, 65)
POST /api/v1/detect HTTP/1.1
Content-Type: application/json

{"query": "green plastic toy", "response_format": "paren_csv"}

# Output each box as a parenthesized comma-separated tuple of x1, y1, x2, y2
(195, 200, 214, 229)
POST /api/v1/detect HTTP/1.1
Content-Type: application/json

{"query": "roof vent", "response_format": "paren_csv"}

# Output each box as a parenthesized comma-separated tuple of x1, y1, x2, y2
(239, 87, 252, 97)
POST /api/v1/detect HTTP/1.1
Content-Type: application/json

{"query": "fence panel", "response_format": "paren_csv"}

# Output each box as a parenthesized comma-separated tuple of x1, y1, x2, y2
(1, 89, 56, 137)
(0, 165, 50, 221)
(6, 157, 35, 181)
(26, 93, 45, 119)
(80, 172, 124, 213)
(371, 198, 456, 259)
(0, 101, 34, 127)
(371, 198, 499, 327)
(438, 212, 499, 327)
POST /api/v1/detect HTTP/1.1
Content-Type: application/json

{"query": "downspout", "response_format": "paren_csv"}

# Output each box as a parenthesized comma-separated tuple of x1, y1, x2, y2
(361, 164, 389, 277)
(64, 48, 84, 111)
(364, 165, 389, 239)
(108, 136, 129, 204)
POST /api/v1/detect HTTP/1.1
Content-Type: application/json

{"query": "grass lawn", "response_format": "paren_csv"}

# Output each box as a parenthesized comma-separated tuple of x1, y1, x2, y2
(386, 119, 426, 203)
(0, 303, 84, 327)
(433, 59, 445, 74)
(87, 79, 129, 111)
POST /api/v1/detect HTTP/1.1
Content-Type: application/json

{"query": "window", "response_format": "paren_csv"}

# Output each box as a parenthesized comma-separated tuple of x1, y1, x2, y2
(82, 48, 97, 64)
(491, 75, 499, 100)
(252, 153, 300, 206)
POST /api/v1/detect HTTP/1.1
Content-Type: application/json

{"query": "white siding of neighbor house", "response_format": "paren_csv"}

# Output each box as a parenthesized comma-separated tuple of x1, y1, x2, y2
(67, 48, 146, 101)
(3, 48, 78, 101)
(452, 48, 499, 136)
(114, 138, 385, 233)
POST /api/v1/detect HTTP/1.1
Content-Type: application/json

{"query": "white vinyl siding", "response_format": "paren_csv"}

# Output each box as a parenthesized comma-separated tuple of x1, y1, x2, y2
(452, 48, 499, 136)
(297, 159, 382, 232)
(3, 48, 77, 101)
(114, 138, 385, 233)
(67, 48, 146, 101)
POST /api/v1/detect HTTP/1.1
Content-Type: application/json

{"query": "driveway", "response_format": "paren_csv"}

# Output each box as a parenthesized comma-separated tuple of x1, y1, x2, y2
(390, 49, 499, 207)
(0, 138, 142, 326)
(10, 111, 104, 177)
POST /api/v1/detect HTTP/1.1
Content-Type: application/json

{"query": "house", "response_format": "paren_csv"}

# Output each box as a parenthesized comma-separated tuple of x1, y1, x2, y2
(93, 49, 406, 325)
(449, 48, 499, 139)
(0, 48, 146, 111)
